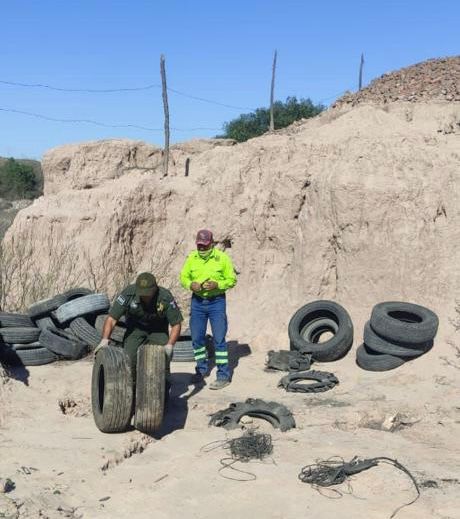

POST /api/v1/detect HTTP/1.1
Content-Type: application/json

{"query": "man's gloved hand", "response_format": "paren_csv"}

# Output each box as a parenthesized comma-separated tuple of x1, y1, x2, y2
(94, 338, 109, 355)
(202, 280, 218, 290)
(164, 343, 174, 361)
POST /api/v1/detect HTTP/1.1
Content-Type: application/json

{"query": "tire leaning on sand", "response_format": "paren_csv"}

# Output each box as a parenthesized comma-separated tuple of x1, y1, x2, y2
(288, 300, 353, 362)
(91, 346, 134, 433)
(134, 344, 165, 433)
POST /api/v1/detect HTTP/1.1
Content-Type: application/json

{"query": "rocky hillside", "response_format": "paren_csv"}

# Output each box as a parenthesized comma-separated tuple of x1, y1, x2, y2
(3, 59, 460, 348)
(334, 56, 460, 107)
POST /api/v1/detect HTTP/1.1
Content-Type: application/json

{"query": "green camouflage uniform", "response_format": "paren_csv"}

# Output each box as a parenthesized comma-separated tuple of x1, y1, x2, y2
(109, 284, 183, 373)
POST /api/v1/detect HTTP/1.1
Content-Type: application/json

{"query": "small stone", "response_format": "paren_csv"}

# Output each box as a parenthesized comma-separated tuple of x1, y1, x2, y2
(0, 478, 15, 493)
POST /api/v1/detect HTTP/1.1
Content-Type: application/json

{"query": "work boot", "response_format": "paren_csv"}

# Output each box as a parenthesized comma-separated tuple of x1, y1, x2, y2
(209, 379, 230, 390)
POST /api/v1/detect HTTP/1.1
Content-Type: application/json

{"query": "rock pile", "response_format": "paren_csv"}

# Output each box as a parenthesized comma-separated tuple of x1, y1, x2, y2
(333, 56, 460, 107)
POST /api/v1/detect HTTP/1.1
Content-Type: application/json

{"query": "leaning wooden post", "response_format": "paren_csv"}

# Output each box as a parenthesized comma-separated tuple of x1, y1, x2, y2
(160, 54, 170, 177)
(269, 50, 277, 132)
(358, 53, 365, 91)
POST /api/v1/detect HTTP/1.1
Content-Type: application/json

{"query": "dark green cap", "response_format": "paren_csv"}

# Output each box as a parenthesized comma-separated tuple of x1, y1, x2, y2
(135, 272, 158, 296)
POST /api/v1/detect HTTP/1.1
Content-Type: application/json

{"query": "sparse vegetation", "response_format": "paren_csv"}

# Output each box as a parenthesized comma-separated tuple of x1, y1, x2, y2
(0, 158, 41, 200)
(219, 96, 324, 142)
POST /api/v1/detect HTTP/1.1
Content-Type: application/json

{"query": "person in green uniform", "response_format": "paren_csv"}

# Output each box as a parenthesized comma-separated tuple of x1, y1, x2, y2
(95, 272, 183, 384)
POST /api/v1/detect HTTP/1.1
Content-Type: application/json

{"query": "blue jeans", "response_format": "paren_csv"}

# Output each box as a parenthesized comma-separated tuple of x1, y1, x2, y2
(190, 294, 230, 380)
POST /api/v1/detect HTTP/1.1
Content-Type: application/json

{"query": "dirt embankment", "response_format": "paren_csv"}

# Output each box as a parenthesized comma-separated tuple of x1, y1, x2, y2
(4, 101, 460, 349)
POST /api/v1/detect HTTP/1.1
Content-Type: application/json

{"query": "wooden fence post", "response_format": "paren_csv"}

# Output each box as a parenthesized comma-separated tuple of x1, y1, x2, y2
(359, 53, 365, 91)
(160, 54, 170, 176)
(269, 50, 277, 132)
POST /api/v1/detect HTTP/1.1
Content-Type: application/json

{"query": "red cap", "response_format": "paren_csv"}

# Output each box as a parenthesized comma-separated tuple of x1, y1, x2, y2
(196, 229, 213, 246)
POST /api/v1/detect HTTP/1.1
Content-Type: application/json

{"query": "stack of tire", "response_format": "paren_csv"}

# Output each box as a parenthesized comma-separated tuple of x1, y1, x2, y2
(288, 300, 354, 362)
(357, 302, 439, 371)
(0, 288, 112, 367)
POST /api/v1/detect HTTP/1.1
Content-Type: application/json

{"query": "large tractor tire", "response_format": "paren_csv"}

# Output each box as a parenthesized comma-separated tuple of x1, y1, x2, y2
(134, 344, 165, 433)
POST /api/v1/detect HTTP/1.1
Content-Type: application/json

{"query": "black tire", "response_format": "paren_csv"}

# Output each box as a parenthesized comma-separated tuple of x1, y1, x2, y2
(62, 287, 93, 300)
(278, 370, 339, 393)
(134, 344, 165, 433)
(91, 346, 133, 433)
(54, 294, 110, 324)
(2, 345, 58, 366)
(172, 338, 195, 362)
(209, 398, 296, 432)
(39, 328, 87, 360)
(0, 312, 34, 328)
(10, 341, 41, 351)
(28, 294, 70, 319)
(356, 344, 407, 372)
(363, 321, 431, 358)
(288, 300, 353, 362)
(27, 287, 93, 319)
(171, 334, 215, 362)
(35, 316, 58, 331)
(265, 350, 312, 372)
(69, 318, 102, 349)
(95, 315, 126, 343)
(0, 327, 41, 344)
(370, 302, 439, 345)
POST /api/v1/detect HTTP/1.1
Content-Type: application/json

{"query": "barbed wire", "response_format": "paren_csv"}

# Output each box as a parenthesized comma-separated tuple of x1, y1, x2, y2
(0, 79, 160, 93)
(0, 78, 256, 111)
(0, 78, 346, 109)
(0, 107, 221, 132)
(167, 87, 256, 111)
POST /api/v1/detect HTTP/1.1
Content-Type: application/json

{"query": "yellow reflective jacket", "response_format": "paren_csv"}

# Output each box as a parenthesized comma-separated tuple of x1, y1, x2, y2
(180, 247, 237, 298)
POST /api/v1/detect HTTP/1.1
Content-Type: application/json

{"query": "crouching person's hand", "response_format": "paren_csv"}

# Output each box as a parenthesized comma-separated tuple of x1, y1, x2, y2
(164, 343, 174, 361)
(94, 338, 110, 355)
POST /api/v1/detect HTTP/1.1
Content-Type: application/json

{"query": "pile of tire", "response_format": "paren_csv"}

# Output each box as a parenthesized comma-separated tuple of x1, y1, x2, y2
(357, 302, 439, 371)
(0, 288, 112, 367)
(288, 300, 354, 362)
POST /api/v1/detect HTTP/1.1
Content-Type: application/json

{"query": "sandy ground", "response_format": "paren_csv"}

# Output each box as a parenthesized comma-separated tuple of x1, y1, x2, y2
(1, 339, 459, 519)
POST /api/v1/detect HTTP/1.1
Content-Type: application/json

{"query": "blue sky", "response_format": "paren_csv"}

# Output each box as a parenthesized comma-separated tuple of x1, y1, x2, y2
(0, 0, 458, 159)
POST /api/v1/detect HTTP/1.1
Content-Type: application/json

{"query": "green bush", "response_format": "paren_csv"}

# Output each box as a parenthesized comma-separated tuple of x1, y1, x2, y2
(220, 96, 325, 142)
(0, 158, 38, 199)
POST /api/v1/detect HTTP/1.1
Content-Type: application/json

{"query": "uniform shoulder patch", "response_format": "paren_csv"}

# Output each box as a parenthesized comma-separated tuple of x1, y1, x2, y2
(116, 295, 127, 306)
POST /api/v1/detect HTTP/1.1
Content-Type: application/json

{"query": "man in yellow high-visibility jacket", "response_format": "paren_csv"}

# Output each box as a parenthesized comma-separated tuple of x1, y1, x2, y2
(180, 229, 237, 389)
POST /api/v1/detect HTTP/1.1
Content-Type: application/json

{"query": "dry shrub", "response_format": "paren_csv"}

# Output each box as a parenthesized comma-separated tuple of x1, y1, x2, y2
(0, 228, 189, 322)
